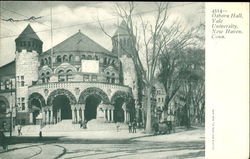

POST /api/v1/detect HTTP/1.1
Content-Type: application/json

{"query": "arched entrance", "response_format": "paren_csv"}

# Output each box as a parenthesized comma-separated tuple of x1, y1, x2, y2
(113, 97, 125, 122)
(111, 91, 134, 123)
(52, 95, 72, 120)
(30, 98, 41, 125)
(28, 93, 45, 125)
(78, 87, 110, 122)
(85, 95, 101, 121)
(0, 96, 9, 115)
(47, 89, 77, 123)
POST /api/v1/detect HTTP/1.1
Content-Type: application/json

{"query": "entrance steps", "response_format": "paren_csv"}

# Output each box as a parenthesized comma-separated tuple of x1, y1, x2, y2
(42, 120, 81, 132)
(18, 125, 41, 134)
(87, 119, 128, 131)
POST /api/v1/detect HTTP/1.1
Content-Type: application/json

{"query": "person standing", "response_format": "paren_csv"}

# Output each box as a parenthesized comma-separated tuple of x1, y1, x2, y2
(128, 122, 132, 133)
(0, 130, 8, 151)
(132, 120, 137, 133)
(17, 124, 22, 136)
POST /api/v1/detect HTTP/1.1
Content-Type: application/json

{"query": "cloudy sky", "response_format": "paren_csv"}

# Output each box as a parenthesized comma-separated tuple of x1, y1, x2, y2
(0, 1, 204, 67)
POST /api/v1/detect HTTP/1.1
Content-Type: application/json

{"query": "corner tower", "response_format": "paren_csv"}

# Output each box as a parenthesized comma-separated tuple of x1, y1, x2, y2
(15, 24, 42, 124)
(112, 20, 138, 111)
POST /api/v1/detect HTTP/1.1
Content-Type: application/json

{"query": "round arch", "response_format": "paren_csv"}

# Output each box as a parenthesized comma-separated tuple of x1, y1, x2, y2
(28, 92, 45, 108)
(0, 96, 9, 108)
(78, 87, 110, 104)
(111, 91, 133, 105)
(0, 96, 9, 114)
(47, 89, 77, 106)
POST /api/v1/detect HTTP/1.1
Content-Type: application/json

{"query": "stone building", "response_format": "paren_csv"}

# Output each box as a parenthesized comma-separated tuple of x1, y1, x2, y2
(0, 21, 140, 129)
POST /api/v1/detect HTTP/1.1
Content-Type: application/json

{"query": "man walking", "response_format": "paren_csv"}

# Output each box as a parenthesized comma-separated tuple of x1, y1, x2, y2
(132, 120, 137, 133)
(128, 122, 132, 133)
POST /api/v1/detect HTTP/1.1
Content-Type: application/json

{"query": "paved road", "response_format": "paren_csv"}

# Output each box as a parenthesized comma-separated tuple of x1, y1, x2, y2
(0, 128, 205, 159)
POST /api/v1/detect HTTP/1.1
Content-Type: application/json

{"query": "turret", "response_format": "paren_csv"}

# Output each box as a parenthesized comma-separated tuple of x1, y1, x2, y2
(15, 24, 41, 123)
(15, 24, 43, 54)
(112, 20, 132, 57)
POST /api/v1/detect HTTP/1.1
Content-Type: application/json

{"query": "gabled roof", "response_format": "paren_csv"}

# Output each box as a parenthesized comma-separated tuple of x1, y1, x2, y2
(16, 24, 41, 40)
(0, 60, 16, 76)
(44, 31, 112, 54)
(113, 20, 129, 36)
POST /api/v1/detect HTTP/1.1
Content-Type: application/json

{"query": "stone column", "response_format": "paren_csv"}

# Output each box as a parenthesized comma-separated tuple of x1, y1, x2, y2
(107, 109, 110, 122)
(50, 110, 53, 124)
(76, 109, 79, 123)
(29, 112, 33, 124)
(124, 110, 127, 123)
(42, 110, 45, 124)
(72, 109, 75, 123)
(46, 110, 49, 124)
(111, 109, 114, 122)
(81, 109, 85, 122)
(127, 112, 130, 122)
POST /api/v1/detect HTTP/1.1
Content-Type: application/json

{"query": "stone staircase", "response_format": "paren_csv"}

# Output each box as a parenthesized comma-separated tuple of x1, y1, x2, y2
(19, 125, 41, 134)
(42, 120, 81, 132)
(87, 119, 128, 131)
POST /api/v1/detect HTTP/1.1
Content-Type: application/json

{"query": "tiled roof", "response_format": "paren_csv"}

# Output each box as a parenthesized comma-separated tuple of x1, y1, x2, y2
(44, 31, 112, 54)
(16, 24, 41, 40)
(0, 61, 16, 76)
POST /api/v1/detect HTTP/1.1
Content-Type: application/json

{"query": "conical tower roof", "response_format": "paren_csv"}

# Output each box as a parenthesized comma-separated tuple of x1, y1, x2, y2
(17, 24, 41, 40)
(113, 20, 129, 36)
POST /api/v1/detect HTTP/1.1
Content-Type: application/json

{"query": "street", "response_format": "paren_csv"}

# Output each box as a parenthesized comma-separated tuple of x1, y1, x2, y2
(0, 127, 204, 159)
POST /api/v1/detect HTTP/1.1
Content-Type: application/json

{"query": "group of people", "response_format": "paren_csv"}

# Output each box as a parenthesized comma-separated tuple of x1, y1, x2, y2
(128, 120, 137, 133)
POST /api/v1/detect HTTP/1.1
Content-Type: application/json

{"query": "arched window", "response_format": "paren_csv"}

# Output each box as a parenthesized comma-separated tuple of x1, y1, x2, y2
(66, 69, 73, 81)
(104, 57, 107, 64)
(112, 60, 115, 65)
(57, 56, 62, 63)
(87, 55, 92, 60)
(58, 70, 65, 82)
(46, 72, 50, 82)
(69, 55, 73, 62)
(41, 73, 45, 83)
(108, 58, 111, 64)
(63, 55, 68, 62)
(82, 55, 86, 59)
(95, 55, 99, 60)
(44, 58, 48, 65)
(107, 72, 110, 75)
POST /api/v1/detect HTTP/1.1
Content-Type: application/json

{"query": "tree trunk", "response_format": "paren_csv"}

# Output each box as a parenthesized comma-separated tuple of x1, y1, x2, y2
(145, 86, 152, 133)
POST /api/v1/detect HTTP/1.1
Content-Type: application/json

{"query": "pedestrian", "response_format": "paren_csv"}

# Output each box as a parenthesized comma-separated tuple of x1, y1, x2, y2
(0, 130, 8, 151)
(116, 122, 120, 132)
(39, 130, 43, 140)
(17, 124, 22, 136)
(132, 120, 137, 133)
(128, 122, 132, 133)
(153, 122, 159, 135)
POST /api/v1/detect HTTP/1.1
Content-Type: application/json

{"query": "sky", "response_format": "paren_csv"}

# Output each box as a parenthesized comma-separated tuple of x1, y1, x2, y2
(0, 1, 204, 67)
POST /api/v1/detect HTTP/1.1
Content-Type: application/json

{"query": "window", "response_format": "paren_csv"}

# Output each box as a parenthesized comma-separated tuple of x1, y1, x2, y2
(95, 55, 99, 60)
(0, 80, 4, 90)
(58, 70, 65, 82)
(21, 98, 25, 110)
(82, 55, 86, 59)
(5, 80, 10, 90)
(44, 58, 48, 65)
(66, 70, 73, 81)
(104, 57, 107, 64)
(111, 78, 115, 84)
(69, 55, 73, 62)
(83, 75, 90, 82)
(63, 55, 68, 62)
(87, 55, 92, 60)
(92, 75, 97, 81)
(17, 98, 21, 107)
(41, 73, 45, 83)
(106, 77, 110, 83)
(57, 56, 62, 63)
(21, 76, 24, 86)
(158, 98, 160, 102)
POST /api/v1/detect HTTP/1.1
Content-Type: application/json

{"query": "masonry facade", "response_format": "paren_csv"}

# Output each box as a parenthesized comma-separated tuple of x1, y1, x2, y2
(0, 22, 140, 128)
